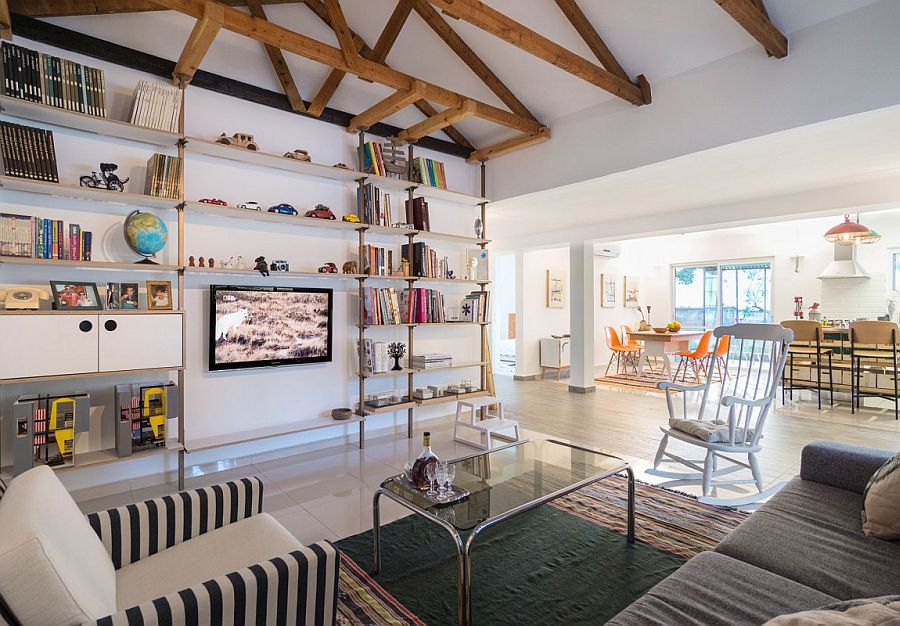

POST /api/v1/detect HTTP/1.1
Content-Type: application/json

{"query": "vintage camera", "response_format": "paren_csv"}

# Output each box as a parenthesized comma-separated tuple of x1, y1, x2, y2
(270, 259, 290, 272)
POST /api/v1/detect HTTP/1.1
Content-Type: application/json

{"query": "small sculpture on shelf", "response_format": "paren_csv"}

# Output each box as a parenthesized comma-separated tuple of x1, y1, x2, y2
(79, 163, 129, 192)
(284, 149, 311, 161)
(208, 257, 215, 268)
(318, 262, 338, 274)
(254, 256, 270, 277)
(216, 132, 259, 151)
(342, 260, 358, 274)
(401, 258, 411, 277)
(270, 259, 290, 272)
(188, 255, 196, 267)
(305, 204, 336, 220)
(198, 256, 206, 268)
(387, 341, 406, 371)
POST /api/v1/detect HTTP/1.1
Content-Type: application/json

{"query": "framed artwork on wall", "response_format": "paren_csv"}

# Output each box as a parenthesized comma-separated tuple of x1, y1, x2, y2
(600, 274, 617, 308)
(546, 269, 566, 308)
(624, 276, 640, 308)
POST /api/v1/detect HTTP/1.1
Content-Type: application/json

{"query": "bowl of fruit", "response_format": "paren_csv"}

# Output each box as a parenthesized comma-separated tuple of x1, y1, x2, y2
(666, 321, 682, 333)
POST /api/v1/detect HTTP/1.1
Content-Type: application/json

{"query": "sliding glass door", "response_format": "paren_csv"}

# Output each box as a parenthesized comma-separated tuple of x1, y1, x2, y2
(673, 260, 772, 329)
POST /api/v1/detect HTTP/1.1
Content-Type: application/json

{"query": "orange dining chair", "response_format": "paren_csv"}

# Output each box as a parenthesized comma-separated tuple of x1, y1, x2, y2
(605, 326, 642, 376)
(705, 333, 731, 381)
(622, 325, 655, 373)
(673, 330, 713, 382)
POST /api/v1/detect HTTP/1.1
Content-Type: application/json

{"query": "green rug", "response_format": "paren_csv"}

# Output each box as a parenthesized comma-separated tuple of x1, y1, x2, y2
(336, 475, 743, 625)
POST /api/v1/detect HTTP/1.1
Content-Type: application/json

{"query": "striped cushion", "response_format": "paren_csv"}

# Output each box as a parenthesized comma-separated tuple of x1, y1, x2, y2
(862, 453, 900, 540)
(87, 477, 264, 569)
(95, 542, 340, 626)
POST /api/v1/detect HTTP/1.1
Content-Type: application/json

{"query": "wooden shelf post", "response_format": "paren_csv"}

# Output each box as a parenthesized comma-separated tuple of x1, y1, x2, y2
(176, 87, 187, 489)
(356, 176, 368, 448)
(405, 219, 416, 438)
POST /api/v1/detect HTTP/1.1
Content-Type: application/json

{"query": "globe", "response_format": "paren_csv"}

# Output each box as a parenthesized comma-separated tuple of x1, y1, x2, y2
(124, 210, 168, 262)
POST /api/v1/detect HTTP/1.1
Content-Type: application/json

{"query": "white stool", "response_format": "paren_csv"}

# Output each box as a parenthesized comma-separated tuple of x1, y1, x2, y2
(453, 396, 520, 450)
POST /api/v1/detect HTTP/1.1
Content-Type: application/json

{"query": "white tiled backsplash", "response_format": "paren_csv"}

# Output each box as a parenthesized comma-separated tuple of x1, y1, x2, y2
(820, 274, 889, 320)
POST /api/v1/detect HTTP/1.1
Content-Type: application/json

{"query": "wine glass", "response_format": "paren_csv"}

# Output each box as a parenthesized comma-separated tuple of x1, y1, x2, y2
(444, 463, 456, 496)
(425, 463, 438, 496)
(435, 462, 449, 500)
(403, 461, 414, 482)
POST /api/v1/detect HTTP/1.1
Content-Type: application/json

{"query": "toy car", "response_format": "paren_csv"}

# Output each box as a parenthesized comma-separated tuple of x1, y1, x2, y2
(199, 198, 228, 206)
(332, 162, 351, 170)
(305, 204, 336, 220)
(268, 203, 298, 215)
(318, 263, 338, 274)
(283, 149, 311, 162)
(216, 132, 259, 151)
(342, 214, 360, 223)
(238, 201, 261, 211)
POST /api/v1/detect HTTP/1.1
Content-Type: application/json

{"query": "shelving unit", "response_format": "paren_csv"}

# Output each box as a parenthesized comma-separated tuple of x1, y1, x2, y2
(1, 71, 492, 487)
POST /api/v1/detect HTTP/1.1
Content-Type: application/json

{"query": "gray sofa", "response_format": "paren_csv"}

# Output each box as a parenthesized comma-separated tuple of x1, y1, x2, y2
(608, 441, 900, 625)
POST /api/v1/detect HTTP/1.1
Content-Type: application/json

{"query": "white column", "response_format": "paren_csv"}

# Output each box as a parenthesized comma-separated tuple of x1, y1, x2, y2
(513, 249, 531, 379)
(569, 240, 596, 392)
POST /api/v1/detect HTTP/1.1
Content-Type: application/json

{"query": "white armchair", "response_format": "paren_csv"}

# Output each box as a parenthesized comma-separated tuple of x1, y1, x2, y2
(0, 466, 339, 625)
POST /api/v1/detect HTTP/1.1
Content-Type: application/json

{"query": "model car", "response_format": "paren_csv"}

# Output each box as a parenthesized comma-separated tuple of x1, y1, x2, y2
(332, 162, 351, 170)
(268, 203, 298, 215)
(318, 263, 338, 274)
(283, 149, 311, 162)
(238, 201, 261, 211)
(199, 198, 228, 206)
(305, 204, 336, 220)
(342, 214, 360, 223)
(216, 132, 259, 151)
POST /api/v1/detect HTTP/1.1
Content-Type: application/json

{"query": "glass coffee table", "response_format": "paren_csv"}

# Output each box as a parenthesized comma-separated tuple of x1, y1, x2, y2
(372, 439, 634, 626)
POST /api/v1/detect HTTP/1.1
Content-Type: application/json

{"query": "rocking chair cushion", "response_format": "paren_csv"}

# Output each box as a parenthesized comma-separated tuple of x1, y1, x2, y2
(862, 453, 900, 540)
(668, 418, 753, 443)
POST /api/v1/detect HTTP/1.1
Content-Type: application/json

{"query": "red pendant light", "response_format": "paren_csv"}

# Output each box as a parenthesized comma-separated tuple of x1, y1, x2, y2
(824, 214, 880, 245)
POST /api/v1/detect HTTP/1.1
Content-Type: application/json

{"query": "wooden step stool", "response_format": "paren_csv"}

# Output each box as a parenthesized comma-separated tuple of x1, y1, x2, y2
(453, 396, 520, 450)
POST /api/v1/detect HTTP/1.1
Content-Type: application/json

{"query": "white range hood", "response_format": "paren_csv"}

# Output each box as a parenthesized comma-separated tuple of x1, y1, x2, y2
(818, 243, 869, 280)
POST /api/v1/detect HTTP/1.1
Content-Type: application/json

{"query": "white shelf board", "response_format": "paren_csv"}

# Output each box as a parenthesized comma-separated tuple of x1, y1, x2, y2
(183, 200, 362, 232)
(365, 173, 487, 205)
(0, 176, 180, 210)
(0, 256, 181, 272)
(0, 365, 183, 385)
(413, 361, 487, 373)
(185, 416, 363, 453)
(183, 267, 364, 280)
(0, 96, 181, 147)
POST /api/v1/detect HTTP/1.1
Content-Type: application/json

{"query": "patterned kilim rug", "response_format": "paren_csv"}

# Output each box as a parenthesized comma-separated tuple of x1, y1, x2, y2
(594, 371, 682, 394)
(335, 476, 747, 625)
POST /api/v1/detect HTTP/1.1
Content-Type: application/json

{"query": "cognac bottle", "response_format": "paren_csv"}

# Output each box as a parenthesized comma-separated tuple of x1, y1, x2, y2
(411, 431, 439, 491)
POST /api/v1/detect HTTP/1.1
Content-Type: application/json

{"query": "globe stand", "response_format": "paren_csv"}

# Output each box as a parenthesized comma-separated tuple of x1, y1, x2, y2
(134, 257, 160, 265)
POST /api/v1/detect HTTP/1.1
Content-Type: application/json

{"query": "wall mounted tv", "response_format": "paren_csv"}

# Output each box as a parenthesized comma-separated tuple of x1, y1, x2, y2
(209, 285, 333, 371)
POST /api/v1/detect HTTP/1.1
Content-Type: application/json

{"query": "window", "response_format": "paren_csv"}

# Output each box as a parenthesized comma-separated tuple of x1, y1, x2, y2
(892, 252, 900, 291)
(673, 260, 772, 329)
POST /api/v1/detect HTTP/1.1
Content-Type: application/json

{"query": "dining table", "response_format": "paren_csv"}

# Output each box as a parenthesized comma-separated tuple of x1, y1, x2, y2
(627, 329, 708, 381)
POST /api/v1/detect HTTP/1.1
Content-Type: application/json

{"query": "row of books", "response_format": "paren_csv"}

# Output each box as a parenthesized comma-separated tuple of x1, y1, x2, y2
(461, 291, 490, 323)
(358, 339, 399, 374)
(0, 212, 93, 261)
(410, 353, 452, 369)
(357, 183, 394, 226)
(145, 153, 183, 199)
(400, 288, 446, 324)
(1, 122, 59, 182)
(2, 42, 108, 117)
(361, 244, 394, 277)
(364, 287, 401, 326)
(412, 156, 447, 190)
(129, 80, 181, 133)
(401, 242, 449, 279)
(360, 141, 387, 176)
(404, 196, 430, 231)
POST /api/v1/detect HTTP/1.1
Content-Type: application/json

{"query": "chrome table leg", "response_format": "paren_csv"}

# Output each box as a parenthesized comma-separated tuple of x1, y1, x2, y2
(372, 490, 382, 574)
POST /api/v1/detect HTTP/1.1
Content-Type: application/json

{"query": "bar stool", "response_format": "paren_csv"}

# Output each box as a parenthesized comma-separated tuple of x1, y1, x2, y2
(453, 396, 520, 450)
(849, 321, 899, 420)
(781, 320, 834, 410)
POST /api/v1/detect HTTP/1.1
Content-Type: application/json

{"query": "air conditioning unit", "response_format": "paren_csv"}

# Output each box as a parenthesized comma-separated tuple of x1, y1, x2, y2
(594, 246, 620, 259)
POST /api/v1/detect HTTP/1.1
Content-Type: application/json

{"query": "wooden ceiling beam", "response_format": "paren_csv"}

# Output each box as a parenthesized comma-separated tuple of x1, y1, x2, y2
(0, 0, 11, 40)
(322, 0, 358, 72)
(347, 80, 425, 132)
(715, 0, 787, 58)
(9, 0, 299, 16)
(371, 0, 412, 63)
(172, 0, 224, 88)
(246, 0, 305, 112)
(466, 127, 550, 163)
(396, 99, 475, 142)
(150, 0, 542, 134)
(425, 0, 645, 105)
(411, 0, 537, 122)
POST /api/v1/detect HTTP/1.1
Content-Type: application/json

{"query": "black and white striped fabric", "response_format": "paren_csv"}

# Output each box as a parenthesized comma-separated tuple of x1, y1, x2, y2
(87, 477, 264, 569)
(94, 542, 340, 626)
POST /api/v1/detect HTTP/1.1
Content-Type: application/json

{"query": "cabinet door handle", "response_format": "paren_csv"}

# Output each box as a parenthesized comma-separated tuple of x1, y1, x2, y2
(104, 319, 118, 332)
(79, 320, 93, 333)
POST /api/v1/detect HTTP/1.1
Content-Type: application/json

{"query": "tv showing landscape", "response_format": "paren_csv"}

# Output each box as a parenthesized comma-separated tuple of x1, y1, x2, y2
(209, 285, 333, 371)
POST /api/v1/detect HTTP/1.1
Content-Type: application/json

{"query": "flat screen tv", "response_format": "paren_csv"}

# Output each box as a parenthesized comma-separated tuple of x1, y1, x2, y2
(209, 285, 333, 371)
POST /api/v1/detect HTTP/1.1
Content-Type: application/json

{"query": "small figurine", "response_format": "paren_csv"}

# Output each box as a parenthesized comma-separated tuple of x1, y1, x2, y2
(216, 132, 259, 151)
(199, 257, 206, 268)
(222, 256, 234, 269)
(254, 256, 270, 277)
(236, 256, 247, 270)
(79, 163, 129, 192)
(283, 149, 311, 161)
(447, 270, 455, 280)
(188, 255, 195, 267)
(401, 258, 411, 277)
(342, 260, 357, 274)
(318, 262, 338, 274)
(387, 341, 406, 371)
(208, 257, 215, 268)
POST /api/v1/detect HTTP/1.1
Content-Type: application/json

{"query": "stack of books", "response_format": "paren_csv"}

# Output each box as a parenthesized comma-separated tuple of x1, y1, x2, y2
(360, 244, 394, 276)
(0, 212, 92, 261)
(401, 242, 449, 278)
(404, 196, 430, 231)
(460, 291, 489, 323)
(0, 122, 59, 182)
(2, 42, 107, 117)
(358, 339, 396, 374)
(364, 287, 401, 325)
(129, 80, 181, 132)
(360, 141, 386, 176)
(411, 353, 452, 370)
(357, 183, 393, 226)
(145, 153, 183, 198)
(400, 288, 445, 324)
(412, 156, 447, 189)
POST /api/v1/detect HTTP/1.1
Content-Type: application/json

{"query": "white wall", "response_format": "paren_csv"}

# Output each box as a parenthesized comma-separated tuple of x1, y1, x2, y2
(515, 246, 569, 377)
(0, 36, 484, 486)
(490, 253, 515, 371)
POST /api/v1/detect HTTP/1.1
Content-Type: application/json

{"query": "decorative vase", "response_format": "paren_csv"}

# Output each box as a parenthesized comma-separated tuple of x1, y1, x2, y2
(391, 356, 402, 371)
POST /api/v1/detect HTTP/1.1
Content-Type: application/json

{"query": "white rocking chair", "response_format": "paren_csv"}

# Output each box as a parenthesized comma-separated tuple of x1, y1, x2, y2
(647, 323, 794, 507)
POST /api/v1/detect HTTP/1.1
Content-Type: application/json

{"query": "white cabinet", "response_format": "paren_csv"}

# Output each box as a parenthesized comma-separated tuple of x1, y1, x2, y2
(540, 337, 571, 380)
(0, 313, 183, 380)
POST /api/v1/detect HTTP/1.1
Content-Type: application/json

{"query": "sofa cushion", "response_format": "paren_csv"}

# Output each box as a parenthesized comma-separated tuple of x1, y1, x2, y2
(0, 466, 117, 625)
(116, 512, 303, 610)
(606, 551, 836, 626)
(862, 453, 900, 540)
(716, 477, 900, 599)
(763, 595, 900, 625)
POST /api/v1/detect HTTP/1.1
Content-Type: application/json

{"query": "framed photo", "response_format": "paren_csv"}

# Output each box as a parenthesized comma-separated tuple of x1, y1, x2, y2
(50, 281, 103, 310)
(624, 275, 640, 308)
(147, 280, 173, 310)
(106, 283, 121, 310)
(600, 274, 617, 308)
(546, 269, 565, 308)
(119, 283, 140, 309)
